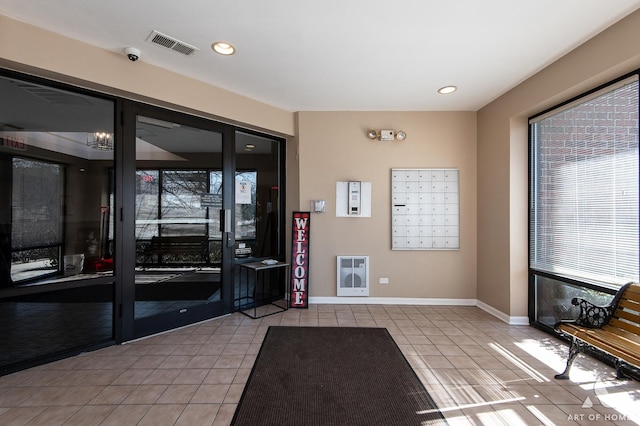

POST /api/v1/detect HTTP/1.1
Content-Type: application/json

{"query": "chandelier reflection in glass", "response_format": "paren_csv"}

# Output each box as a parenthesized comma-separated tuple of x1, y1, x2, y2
(87, 131, 113, 150)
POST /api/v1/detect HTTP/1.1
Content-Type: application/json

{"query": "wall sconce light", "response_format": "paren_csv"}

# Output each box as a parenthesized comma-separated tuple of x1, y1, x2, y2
(310, 200, 326, 213)
(367, 129, 406, 141)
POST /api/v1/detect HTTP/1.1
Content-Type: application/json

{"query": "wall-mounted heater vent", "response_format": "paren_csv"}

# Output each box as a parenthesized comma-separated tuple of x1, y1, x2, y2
(337, 256, 369, 296)
(146, 30, 199, 56)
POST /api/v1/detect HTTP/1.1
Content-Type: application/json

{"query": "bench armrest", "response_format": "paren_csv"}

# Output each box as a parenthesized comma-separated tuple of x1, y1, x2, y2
(566, 297, 615, 328)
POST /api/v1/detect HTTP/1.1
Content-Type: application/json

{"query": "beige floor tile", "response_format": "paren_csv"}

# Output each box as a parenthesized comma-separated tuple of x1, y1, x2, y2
(522, 404, 576, 424)
(0, 305, 639, 426)
(0, 406, 46, 425)
(63, 405, 117, 426)
(19, 385, 103, 406)
(156, 384, 199, 404)
(0, 386, 37, 406)
(122, 384, 168, 405)
(172, 368, 209, 385)
(111, 369, 153, 385)
(355, 319, 378, 327)
(130, 355, 169, 369)
(214, 355, 244, 369)
(223, 383, 245, 403)
(414, 344, 443, 356)
(175, 403, 220, 425)
(299, 318, 320, 326)
(445, 356, 481, 370)
(182, 334, 210, 345)
(419, 355, 456, 369)
(89, 385, 137, 405)
(0, 371, 39, 387)
(197, 343, 225, 356)
(99, 404, 150, 426)
(213, 403, 238, 425)
(59, 385, 105, 406)
(222, 343, 250, 355)
(142, 368, 182, 385)
(228, 334, 255, 344)
(203, 368, 238, 385)
(141, 344, 180, 356)
(158, 355, 193, 369)
(86, 370, 125, 385)
(232, 368, 252, 384)
(437, 345, 468, 356)
(24, 405, 81, 426)
(502, 384, 553, 405)
(171, 344, 202, 356)
(138, 404, 185, 426)
(532, 384, 584, 405)
(191, 384, 230, 404)
(337, 318, 358, 326)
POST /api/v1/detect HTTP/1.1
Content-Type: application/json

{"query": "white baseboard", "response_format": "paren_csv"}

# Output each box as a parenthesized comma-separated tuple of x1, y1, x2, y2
(309, 296, 476, 306)
(475, 300, 530, 325)
(308, 296, 530, 326)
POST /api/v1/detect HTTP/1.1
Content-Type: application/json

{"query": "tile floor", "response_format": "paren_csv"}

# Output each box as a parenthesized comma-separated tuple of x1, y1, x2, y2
(0, 304, 639, 425)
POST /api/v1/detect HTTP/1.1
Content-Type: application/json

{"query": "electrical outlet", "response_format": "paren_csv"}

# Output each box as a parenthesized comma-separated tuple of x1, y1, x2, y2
(379, 277, 389, 284)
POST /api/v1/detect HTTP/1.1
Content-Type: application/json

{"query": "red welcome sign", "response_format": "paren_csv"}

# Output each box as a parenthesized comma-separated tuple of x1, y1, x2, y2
(290, 211, 310, 308)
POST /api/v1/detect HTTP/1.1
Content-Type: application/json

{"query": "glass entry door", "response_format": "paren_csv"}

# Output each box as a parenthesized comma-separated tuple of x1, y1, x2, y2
(232, 130, 286, 311)
(130, 112, 232, 337)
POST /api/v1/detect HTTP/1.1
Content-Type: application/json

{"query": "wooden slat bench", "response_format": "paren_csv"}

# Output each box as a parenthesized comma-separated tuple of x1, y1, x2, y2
(143, 235, 209, 265)
(555, 282, 640, 380)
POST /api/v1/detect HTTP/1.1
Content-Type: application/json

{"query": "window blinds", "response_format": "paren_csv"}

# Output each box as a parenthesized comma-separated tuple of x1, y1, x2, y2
(11, 158, 64, 250)
(530, 76, 639, 287)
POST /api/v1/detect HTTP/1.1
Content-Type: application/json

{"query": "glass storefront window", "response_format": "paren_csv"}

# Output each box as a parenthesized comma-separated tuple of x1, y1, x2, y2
(534, 275, 615, 327)
(0, 73, 286, 371)
(529, 73, 639, 329)
(530, 76, 639, 288)
(0, 74, 115, 371)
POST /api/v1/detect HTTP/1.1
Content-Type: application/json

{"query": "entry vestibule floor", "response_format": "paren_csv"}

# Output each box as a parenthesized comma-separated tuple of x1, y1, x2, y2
(0, 305, 639, 425)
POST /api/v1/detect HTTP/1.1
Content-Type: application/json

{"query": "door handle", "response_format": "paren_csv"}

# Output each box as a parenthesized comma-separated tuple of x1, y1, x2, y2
(220, 209, 232, 233)
(220, 209, 234, 248)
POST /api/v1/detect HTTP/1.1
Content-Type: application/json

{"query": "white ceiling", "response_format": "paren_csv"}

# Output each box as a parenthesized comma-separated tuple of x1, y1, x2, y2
(1, 0, 639, 112)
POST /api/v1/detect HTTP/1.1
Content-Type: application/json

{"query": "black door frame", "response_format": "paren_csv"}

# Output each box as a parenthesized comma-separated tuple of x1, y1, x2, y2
(118, 101, 236, 341)
(0, 68, 286, 374)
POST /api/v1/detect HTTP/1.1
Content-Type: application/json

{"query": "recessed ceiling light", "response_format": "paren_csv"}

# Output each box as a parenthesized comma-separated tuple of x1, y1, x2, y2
(244, 144, 255, 151)
(438, 85, 457, 94)
(212, 42, 235, 55)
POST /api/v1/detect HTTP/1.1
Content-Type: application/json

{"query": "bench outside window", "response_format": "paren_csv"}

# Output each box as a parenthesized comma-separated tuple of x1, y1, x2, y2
(140, 235, 210, 266)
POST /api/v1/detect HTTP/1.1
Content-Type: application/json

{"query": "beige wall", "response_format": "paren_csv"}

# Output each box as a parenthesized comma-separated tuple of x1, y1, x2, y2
(0, 15, 294, 137)
(297, 112, 477, 299)
(3, 9, 640, 317)
(477, 9, 640, 317)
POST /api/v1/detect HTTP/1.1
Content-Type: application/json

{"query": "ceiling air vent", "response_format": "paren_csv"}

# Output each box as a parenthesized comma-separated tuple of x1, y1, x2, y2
(146, 30, 199, 56)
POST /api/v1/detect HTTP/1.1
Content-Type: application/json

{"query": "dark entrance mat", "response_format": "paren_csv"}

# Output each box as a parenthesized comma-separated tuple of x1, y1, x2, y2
(232, 326, 447, 425)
